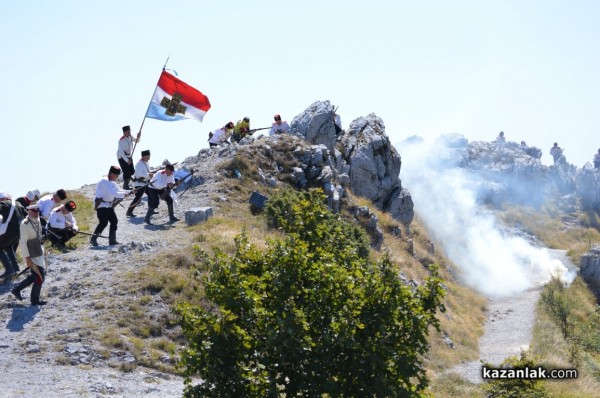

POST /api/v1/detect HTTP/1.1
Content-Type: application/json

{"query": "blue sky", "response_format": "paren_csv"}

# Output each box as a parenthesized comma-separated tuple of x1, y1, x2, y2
(2, 0, 599, 197)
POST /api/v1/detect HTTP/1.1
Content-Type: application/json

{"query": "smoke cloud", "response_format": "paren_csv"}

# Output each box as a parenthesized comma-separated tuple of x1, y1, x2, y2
(398, 138, 575, 297)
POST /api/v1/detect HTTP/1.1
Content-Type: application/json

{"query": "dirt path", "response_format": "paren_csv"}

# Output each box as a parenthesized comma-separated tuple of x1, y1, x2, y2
(449, 249, 575, 383)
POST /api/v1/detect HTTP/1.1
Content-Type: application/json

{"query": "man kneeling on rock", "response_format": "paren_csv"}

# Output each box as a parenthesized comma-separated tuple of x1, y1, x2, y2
(12, 204, 48, 305)
(145, 163, 181, 225)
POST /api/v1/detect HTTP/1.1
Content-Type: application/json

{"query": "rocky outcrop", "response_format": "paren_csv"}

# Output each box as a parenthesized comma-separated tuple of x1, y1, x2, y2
(338, 115, 400, 202)
(289, 102, 413, 224)
(580, 246, 600, 298)
(336, 114, 413, 224)
(290, 100, 338, 151)
(576, 164, 600, 211)
(425, 134, 585, 208)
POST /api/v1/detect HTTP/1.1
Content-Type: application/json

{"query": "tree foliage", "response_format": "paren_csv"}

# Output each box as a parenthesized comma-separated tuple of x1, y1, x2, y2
(177, 189, 445, 397)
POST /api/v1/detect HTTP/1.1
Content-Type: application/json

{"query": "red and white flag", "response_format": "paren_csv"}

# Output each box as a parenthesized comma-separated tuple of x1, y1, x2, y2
(146, 70, 211, 122)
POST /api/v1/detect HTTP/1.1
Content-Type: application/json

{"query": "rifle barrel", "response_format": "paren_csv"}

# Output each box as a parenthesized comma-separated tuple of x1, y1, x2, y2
(249, 127, 270, 133)
(74, 231, 109, 239)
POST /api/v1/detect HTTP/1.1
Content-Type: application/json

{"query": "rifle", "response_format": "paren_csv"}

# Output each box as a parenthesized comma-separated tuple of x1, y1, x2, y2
(172, 169, 196, 198)
(131, 168, 197, 202)
(72, 230, 109, 239)
(43, 225, 62, 240)
(248, 127, 270, 134)
(0, 267, 29, 283)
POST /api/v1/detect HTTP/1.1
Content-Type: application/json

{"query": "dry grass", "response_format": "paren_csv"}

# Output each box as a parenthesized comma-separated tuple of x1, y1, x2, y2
(532, 278, 600, 397)
(498, 204, 600, 256)
(429, 373, 484, 398)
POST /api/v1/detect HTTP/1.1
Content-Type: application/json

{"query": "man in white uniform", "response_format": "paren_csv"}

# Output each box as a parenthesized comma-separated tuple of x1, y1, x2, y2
(126, 149, 153, 217)
(117, 125, 141, 190)
(47, 200, 79, 249)
(37, 189, 68, 238)
(90, 166, 132, 247)
(208, 122, 234, 148)
(145, 163, 181, 225)
(269, 114, 290, 136)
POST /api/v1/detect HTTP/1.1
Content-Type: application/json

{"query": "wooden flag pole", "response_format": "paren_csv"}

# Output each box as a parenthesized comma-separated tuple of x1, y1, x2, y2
(132, 55, 170, 159)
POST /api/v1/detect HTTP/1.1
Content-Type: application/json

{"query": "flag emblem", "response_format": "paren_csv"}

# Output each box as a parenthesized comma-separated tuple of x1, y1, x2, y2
(160, 93, 187, 116)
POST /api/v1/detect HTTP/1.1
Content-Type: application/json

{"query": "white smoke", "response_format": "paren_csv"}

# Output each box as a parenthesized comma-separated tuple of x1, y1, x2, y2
(398, 138, 575, 297)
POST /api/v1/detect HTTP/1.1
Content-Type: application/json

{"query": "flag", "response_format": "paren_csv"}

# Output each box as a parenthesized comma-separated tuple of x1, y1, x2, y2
(146, 70, 211, 122)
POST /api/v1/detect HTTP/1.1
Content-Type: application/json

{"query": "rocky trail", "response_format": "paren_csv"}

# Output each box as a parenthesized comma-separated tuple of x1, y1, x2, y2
(449, 249, 576, 383)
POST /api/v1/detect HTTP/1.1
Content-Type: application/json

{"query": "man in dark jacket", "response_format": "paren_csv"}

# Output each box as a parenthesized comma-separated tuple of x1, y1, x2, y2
(0, 193, 27, 281)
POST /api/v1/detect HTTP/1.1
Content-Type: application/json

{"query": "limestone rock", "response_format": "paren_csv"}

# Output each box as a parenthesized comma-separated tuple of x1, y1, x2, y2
(184, 207, 214, 226)
(290, 100, 338, 151)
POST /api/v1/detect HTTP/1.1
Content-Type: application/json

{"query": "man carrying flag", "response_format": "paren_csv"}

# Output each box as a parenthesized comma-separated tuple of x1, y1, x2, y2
(117, 125, 140, 190)
(145, 70, 211, 122)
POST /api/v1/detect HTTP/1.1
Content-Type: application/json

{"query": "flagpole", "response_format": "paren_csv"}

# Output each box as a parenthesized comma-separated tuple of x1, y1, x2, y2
(132, 55, 170, 159)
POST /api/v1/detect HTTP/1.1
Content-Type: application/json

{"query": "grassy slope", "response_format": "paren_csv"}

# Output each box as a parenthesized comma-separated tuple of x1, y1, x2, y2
(65, 152, 485, 386)
(69, 150, 489, 389)
(69, 150, 600, 397)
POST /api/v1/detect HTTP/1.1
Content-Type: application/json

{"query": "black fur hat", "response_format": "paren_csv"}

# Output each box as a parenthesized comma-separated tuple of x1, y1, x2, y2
(109, 165, 121, 175)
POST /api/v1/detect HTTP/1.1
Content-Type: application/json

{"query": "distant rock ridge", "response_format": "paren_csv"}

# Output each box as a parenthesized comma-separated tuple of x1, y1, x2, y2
(291, 101, 414, 225)
(406, 133, 600, 210)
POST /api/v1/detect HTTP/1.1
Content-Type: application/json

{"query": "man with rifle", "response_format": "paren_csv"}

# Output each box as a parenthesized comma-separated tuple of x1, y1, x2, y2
(145, 163, 181, 225)
(231, 117, 250, 143)
(126, 149, 153, 218)
(269, 114, 290, 136)
(47, 200, 79, 251)
(90, 165, 134, 247)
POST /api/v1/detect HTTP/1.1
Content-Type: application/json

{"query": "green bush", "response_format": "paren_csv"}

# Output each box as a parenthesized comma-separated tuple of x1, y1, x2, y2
(176, 189, 445, 397)
(483, 352, 550, 398)
(265, 188, 371, 259)
(540, 278, 573, 340)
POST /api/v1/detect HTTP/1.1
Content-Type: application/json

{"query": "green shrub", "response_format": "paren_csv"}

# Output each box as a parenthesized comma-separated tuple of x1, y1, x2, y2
(265, 188, 371, 258)
(176, 189, 445, 397)
(483, 352, 550, 398)
(541, 278, 573, 340)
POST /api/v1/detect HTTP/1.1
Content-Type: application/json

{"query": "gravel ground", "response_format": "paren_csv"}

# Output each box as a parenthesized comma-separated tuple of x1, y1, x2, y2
(448, 249, 576, 383)
(0, 148, 231, 397)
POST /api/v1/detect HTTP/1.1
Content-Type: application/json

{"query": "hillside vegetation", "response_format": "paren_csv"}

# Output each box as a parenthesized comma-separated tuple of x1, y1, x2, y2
(59, 144, 489, 396)
(60, 140, 600, 397)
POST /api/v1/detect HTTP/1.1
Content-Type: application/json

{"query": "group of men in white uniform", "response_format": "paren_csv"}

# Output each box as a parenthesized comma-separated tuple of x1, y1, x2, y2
(1, 188, 76, 305)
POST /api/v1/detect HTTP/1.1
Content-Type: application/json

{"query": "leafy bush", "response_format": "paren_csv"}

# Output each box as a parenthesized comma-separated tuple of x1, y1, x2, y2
(265, 189, 371, 259)
(540, 278, 573, 339)
(483, 352, 550, 398)
(177, 189, 445, 397)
